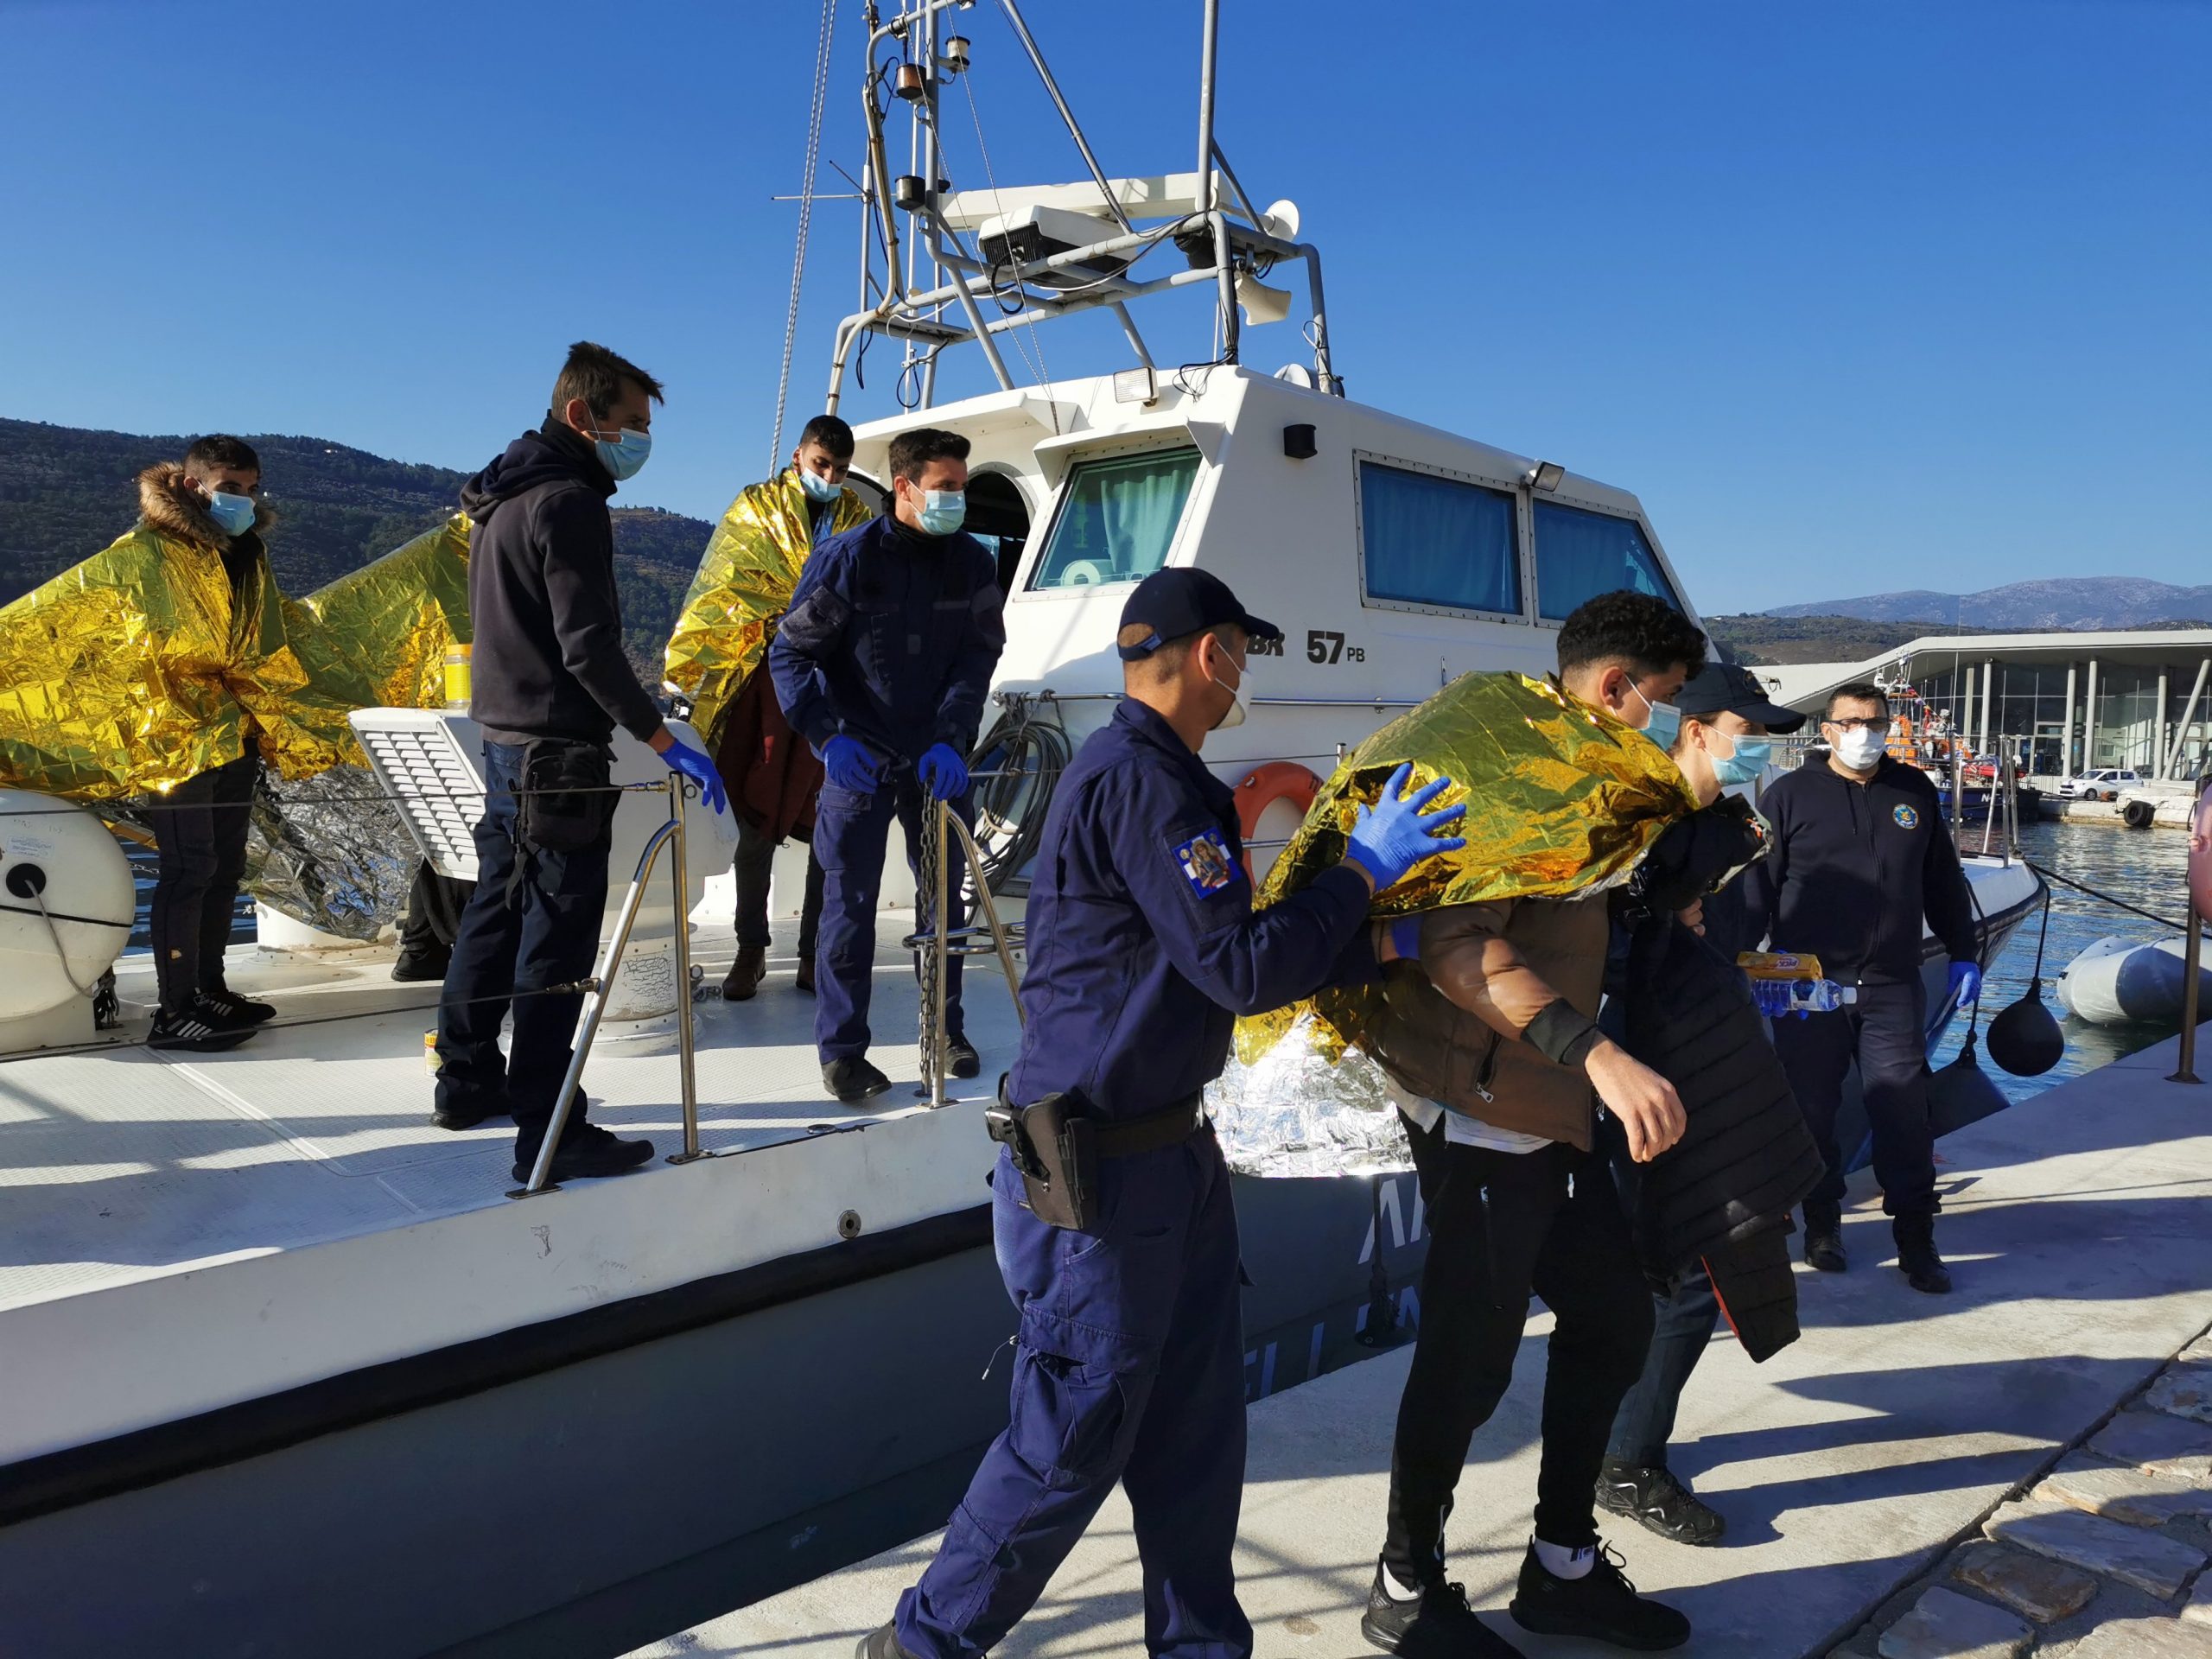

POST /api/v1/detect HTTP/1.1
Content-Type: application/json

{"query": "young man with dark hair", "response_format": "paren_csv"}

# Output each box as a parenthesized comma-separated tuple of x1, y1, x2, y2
(1355, 589, 1705, 1656)
(665, 413, 868, 1000)
(1743, 681, 1980, 1293)
(138, 435, 283, 1049)
(436, 341, 725, 1185)
(768, 425, 1005, 1103)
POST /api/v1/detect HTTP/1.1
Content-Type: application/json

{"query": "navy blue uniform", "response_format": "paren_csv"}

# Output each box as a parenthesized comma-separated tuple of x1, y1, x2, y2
(896, 700, 1377, 1659)
(767, 514, 1004, 1059)
(1741, 757, 1979, 1220)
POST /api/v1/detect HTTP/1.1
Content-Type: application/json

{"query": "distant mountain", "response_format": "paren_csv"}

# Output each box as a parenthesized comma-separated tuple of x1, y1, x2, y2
(1705, 613, 2018, 667)
(0, 416, 718, 677)
(1764, 577, 2212, 632)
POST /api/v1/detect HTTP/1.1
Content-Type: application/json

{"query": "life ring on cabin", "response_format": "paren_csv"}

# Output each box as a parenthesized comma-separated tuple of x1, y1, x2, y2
(1234, 760, 1321, 880)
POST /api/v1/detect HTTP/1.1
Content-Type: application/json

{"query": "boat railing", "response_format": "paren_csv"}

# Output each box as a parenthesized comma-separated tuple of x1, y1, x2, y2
(907, 795, 1027, 1109)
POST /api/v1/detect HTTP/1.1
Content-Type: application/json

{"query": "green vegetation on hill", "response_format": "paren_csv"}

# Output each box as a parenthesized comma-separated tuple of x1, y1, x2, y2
(0, 417, 717, 680)
(1707, 613, 2018, 666)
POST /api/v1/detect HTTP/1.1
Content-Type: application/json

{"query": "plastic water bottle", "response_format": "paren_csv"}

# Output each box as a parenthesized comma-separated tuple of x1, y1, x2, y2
(1785, 978, 1854, 1014)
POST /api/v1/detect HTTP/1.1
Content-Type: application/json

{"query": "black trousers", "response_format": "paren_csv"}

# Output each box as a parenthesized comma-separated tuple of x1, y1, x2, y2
(397, 858, 474, 967)
(1382, 1114, 1655, 1582)
(733, 817, 825, 957)
(144, 753, 258, 1014)
(1605, 1266, 1722, 1469)
(1771, 979, 1936, 1218)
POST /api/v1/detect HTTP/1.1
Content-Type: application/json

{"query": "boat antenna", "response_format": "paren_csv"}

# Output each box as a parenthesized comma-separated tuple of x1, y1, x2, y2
(772, 0, 842, 469)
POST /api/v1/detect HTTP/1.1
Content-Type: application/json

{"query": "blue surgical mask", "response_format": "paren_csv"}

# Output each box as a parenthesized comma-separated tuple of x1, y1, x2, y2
(593, 427, 652, 482)
(206, 491, 257, 537)
(1630, 682, 1681, 752)
(1709, 731, 1771, 787)
(917, 489, 966, 536)
(798, 467, 842, 505)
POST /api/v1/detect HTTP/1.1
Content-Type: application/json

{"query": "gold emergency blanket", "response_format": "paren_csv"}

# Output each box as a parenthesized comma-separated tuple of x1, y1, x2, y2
(662, 471, 870, 748)
(1235, 671, 1697, 1065)
(288, 514, 472, 720)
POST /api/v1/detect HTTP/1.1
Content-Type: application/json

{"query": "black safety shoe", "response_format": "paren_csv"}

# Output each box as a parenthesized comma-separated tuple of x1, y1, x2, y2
(1803, 1205, 1847, 1273)
(510, 1122, 655, 1185)
(390, 951, 449, 983)
(855, 1624, 920, 1659)
(824, 1055, 893, 1104)
(201, 987, 277, 1026)
(431, 1095, 509, 1132)
(1361, 1563, 1524, 1656)
(148, 1005, 255, 1052)
(795, 953, 816, 995)
(946, 1038, 981, 1080)
(1509, 1540, 1689, 1650)
(1595, 1460, 1726, 1547)
(1893, 1214, 1952, 1294)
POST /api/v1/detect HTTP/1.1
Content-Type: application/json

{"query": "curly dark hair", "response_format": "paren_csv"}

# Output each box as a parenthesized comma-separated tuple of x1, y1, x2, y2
(1555, 589, 1708, 682)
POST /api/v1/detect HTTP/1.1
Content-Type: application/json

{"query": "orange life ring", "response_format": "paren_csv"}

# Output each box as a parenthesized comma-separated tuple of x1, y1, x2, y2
(1234, 760, 1321, 880)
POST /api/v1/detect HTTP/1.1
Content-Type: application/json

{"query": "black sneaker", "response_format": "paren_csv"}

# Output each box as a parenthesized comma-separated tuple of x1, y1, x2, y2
(390, 951, 449, 983)
(1893, 1214, 1952, 1294)
(431, 1096, 509, 1132)
(1361, 1564, 1523, 1656)
(855, 1624, 920, 1659)
(823, 1055, 893, 1104)
(1509, 1540, 1689, 1651)
(1803, 1205, 1847, 1273)
(1595, 1460, 1726, 1547)
(148, 1006, 255, 1052)
(946, 1038, 981, 1080)
(201, 987, 277, 1026)
(510, 1122, 655, 1185)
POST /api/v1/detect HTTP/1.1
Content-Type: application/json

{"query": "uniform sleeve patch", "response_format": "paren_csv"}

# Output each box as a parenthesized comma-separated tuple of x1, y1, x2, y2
(1892, 804, 1919, 828)
(1173, 828, 1242, 897)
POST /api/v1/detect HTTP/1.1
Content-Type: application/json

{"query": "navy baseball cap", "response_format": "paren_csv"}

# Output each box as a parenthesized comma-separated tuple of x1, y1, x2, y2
(1116, 568, 1281, 661)
(1677, 662, 1807, 734)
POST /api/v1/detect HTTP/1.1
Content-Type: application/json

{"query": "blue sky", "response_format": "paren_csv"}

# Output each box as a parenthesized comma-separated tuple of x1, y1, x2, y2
(3, 0, 2204, 612)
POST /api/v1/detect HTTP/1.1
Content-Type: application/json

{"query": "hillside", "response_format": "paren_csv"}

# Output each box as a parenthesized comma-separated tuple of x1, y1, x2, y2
(0, 417, 717, 677)
(1706, 613, 2016, 666)
(1764, 577, 2212, 631)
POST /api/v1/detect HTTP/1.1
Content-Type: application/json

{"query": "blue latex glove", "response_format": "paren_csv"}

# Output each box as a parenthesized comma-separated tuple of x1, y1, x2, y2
(1389, 916, 1423, 963)
(1345, 763, 1467, 893)
(1751, 978, 1797, 1019)
(1948, 960, 1983, 1006)
(823, 733, 880, 794)
(918, 741, 969, 802)
(663, 739, 728, 815)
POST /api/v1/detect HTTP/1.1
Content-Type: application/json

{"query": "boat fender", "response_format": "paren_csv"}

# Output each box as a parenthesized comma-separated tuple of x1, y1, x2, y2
(1233, 761, 1320, 881)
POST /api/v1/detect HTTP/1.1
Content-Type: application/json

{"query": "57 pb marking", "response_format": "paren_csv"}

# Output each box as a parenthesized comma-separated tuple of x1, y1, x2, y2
(1306, 629, 1364, 664)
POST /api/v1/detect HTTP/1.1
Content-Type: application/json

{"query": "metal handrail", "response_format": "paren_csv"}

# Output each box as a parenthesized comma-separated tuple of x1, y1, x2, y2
(916, 795, 1028, 1109)
(508, 779, 702, 1198)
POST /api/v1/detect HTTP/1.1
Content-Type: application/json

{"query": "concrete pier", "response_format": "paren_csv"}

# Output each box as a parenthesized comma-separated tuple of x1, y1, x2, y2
(632, 1036, 2212, 1659)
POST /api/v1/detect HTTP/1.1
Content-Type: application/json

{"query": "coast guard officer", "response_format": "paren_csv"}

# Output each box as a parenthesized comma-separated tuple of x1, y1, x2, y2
(858, 569, 1467, 1659)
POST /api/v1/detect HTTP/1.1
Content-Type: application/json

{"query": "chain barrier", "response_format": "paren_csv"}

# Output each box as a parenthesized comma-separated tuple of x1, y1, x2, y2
(916, 794, 945, 1103)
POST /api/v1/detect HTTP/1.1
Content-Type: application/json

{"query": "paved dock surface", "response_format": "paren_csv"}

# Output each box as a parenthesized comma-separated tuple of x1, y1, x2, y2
(632, 1034, 2212, 1659)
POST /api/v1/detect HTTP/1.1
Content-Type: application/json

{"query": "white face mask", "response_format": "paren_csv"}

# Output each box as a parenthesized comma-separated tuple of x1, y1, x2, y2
(1209, 653, 1250, 730)
(1833, 726, 1888, 770)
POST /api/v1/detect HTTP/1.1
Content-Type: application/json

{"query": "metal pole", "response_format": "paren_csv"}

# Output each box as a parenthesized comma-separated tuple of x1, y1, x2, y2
(1300, 244, 1342, 393)
(2060, 661, 2077, 779)
(1978, 658, 1993, 758)
(666, 782, 705, 1166)
(995, 0, 1135, 232)
(932, 797, 950, 1108)
(2171, 900, 2202, 1085)
(512, 810, 678, 1198)
(2168, 658, 2210, 781)
(1197, 0, 1237, 365)
(2155, 667, 2171, 778)
(2084, 658, 2101, 772)
(945, 809, 1027, 1013)
(1951, 745, 1965, 837)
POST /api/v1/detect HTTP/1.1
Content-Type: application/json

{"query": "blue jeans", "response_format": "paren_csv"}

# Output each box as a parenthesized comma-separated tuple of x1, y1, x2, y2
(896, 1135, 1251, 1659)
(435, 741, 611, 1158)
(1605, 1266, 1722, 1469)
(810, 773, 972, 1062)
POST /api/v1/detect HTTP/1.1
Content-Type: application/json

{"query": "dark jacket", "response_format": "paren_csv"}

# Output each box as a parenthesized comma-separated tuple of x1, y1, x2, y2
(461, 419, 663, 748)
(1741, 756, 1977, 987)
(768, 514, 1004, 766)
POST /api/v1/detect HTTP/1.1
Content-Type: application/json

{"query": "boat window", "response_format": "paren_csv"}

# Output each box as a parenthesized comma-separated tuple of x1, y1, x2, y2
(1533, 501, 1679, 621)
(1357, 461, 1521, 616)
(963, 471, 1032, 594)
(1028, 447, 1201, 590)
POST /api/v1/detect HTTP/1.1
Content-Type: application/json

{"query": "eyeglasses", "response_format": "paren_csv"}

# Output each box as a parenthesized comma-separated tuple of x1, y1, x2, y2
(1826, 716, 1892, 734)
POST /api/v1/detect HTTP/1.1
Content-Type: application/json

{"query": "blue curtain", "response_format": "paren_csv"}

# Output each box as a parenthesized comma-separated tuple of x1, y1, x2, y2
(1033, 448, 1200, 588)
(1534, 500, 1678, 620)
(1359, 462, 1520, 613)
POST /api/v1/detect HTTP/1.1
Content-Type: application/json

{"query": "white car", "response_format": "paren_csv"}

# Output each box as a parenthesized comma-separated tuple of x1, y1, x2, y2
(2060, 767, 2143, 801)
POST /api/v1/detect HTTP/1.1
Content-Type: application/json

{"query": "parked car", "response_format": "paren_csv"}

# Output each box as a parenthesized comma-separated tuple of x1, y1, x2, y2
(2061, 767, 2144, 801)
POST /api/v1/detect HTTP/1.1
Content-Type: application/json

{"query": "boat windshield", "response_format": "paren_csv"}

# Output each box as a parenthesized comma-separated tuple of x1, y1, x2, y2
(1534, 500, 1679, 620)
(1028, 448, 1201, 590)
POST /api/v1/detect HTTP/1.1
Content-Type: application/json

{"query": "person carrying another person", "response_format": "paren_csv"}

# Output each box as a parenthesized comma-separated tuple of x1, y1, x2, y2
(434, 341, 724, 1184)
(1742, 681, 1980, 1294)
(1595, 661, 1821, 1548)
(1353, 591, 1708, 1656)
(857, 568, 1465, 1659)
(664, 415, 871, 1001)
(768, 427, 1004, 1104)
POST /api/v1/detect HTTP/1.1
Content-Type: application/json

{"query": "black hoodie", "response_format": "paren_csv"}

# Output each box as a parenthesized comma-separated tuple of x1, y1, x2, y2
(460, 418, 663, 748)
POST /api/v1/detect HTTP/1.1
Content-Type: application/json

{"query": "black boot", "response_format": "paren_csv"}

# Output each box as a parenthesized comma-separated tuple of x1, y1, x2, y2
(823, 1055, 893, 1104)
(945, 1037, 981, 1080)
(855, 1624, 920, 1659)
(722, 943, 766, 1001)
(1509, 1540, 1690, 1651)
(1894, 1212, 1952, 1294)
(1595, 1460, 1726, 1547)
(1360, 1562, 1524, 1656)
(1803, 1204, 1847, 1273)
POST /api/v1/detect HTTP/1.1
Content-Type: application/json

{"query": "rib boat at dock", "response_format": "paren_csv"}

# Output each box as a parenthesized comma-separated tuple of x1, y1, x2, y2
(0, 6, 2045, 1655)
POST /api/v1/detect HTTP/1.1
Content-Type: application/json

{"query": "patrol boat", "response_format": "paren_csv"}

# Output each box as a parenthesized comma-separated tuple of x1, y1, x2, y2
(0, 4, 2044, 1655)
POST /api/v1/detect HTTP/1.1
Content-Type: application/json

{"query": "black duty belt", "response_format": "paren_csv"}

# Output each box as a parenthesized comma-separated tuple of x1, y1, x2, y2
(985, 1084, 1208, 1230)
(1091, 1091, 1209, 1156)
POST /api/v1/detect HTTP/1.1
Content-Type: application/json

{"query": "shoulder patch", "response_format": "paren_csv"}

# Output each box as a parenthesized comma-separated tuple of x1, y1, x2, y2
(1173, 827, 1242, 897)
(1892, 803, 1919, 829)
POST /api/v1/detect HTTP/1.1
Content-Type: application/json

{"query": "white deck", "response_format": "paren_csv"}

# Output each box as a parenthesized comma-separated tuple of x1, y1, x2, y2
(633, 1035, 2212, 1659)
(0, 912, 1022, 1464)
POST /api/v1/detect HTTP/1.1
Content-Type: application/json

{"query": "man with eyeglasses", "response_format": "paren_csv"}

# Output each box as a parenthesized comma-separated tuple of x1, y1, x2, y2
(1742, 681, 1980, 1293)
